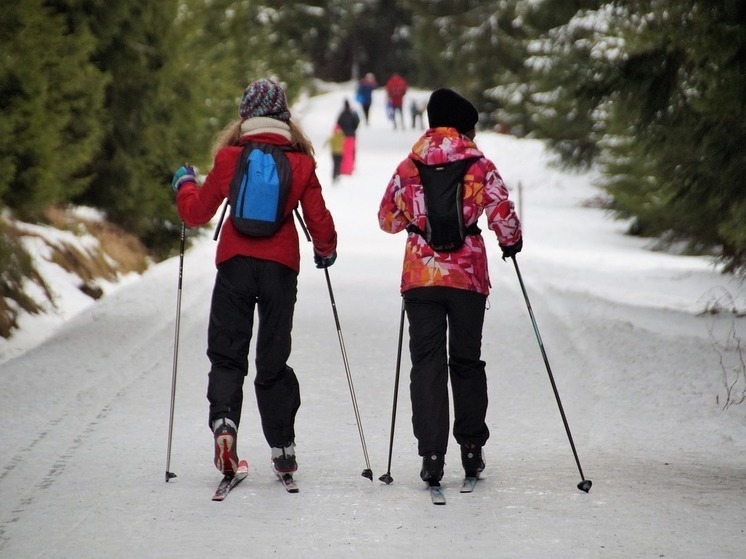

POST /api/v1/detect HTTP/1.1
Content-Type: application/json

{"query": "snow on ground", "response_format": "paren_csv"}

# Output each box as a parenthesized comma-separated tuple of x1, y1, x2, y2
(1, 85, 745, 558)
(1, 213, 143, 365)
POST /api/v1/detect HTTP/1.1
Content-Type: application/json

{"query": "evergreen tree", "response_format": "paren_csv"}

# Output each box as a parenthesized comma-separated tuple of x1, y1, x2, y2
(602, 0, 746, 270)
(518, 0, 746, 271)
(490, 0, 606, 148)
(408, 1, 486, 92)
(75, 0, 197, 256)
(176, 0, 317, 145)
(408, 1, 541, 130)
(347, 0, 414, 82)
(268, 0, 414, 84)
(0, 0, 106, 219)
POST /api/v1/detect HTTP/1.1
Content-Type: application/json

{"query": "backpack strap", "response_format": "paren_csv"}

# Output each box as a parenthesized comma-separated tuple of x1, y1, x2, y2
(406, 222, 481, 237)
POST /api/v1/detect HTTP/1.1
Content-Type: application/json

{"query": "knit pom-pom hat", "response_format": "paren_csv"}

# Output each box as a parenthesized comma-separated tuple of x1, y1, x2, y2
(426, 88, 478, 134)
(238, 79, 291, 122)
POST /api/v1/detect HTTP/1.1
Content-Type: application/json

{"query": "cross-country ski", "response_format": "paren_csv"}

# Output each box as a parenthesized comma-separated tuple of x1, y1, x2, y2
(211, 460, 249, 501)
(428, 482, 446, 505)
(460, 477, 478, 493)
(276, 472, 299, 493)
(272, 459, 299, 493)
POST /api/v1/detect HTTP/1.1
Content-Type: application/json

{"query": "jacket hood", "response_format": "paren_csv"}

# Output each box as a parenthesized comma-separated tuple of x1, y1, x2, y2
(409, 127, 483, 166)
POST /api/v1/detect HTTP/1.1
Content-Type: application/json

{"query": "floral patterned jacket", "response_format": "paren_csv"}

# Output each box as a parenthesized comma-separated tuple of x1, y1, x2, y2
(378, 127, 522, 295)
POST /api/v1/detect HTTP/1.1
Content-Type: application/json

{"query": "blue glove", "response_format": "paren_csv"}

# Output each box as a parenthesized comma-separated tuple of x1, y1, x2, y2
(171, 165, 196, 192)
(314, 251, 337, 269)
(500, 238, 523, 261)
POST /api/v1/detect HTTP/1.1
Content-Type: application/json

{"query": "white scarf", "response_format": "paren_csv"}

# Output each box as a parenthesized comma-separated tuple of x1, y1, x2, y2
(240, 117, 292, 140)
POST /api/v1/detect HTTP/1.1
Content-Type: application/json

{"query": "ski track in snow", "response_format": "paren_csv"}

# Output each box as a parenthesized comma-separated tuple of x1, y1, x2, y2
(1, 85, 746, 558)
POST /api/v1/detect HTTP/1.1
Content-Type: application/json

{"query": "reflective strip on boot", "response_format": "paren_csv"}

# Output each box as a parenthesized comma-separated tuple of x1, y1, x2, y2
(213, 418, 238, 476)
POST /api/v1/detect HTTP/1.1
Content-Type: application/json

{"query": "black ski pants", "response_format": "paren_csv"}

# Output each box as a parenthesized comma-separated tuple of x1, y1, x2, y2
(403, 286, 490, 456)
(206, 256, 300, 448)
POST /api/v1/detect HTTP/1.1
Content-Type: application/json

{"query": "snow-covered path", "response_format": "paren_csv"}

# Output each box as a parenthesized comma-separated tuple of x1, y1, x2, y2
(1, 86, 745, 558)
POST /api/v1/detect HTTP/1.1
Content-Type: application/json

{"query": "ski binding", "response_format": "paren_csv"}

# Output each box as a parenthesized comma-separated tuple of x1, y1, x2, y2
(272, 462, 299, 493)
(212, 459, 249, 501)
(277, 472, 299, 493)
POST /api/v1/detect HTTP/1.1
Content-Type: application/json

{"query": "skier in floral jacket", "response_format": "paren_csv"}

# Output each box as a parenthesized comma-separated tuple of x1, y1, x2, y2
(378, 87, 522, 484)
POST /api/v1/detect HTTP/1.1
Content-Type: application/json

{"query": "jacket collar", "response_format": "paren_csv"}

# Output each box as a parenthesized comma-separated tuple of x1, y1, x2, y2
(239, 117, 292, 141)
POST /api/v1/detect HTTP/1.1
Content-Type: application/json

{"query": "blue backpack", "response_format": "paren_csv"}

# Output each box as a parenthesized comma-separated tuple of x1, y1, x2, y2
(228, 142, 293, 237)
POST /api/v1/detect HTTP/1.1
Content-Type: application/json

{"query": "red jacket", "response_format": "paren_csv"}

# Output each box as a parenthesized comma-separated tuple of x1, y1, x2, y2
(177, 132, 337, 273)
(385, 74, 408, 108)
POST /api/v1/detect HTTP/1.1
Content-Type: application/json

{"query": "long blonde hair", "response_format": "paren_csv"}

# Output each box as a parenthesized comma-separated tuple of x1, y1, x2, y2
(211, 118, 315, 160)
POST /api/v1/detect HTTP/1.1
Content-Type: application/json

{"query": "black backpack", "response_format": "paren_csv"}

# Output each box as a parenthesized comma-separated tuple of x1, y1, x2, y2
(407, 157, 482, 251)
(227, 141, 293, 237)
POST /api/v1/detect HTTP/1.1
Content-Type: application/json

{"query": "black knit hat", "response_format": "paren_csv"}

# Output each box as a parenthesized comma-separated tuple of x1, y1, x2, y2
(426, 88, 479, 133)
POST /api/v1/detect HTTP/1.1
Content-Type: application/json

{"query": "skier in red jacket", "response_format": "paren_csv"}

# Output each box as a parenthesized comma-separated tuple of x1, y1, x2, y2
(385, 73, 408, 130)
(171, 79, 337, 481)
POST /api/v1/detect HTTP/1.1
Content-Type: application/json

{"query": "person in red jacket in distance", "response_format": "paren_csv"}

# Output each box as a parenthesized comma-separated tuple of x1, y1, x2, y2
(385, 73, 408, 130)
(171, 79, 338, 481)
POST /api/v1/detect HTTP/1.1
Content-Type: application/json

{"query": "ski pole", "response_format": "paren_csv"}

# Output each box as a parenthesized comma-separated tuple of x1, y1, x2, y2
(165, 222, 186, 482)
(294, 209, 373, 480)
(323, 266, 373, 480)
(379, 298, 405, 485)
(510, 255, 592, 493)
(213, 200, 228, 241)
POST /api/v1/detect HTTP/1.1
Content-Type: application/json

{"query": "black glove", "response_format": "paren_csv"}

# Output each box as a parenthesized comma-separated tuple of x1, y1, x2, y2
(500, 238, 523, 261)
(314, 251, 337, 269)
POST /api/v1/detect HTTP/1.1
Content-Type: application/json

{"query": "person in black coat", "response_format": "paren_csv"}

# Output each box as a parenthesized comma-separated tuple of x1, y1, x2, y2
(336, 100, 360, 137)
(336, 100, 360, 174)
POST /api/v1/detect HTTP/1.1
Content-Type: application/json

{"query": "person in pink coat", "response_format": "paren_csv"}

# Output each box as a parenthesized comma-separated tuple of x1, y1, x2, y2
(378, 88, 522, 484)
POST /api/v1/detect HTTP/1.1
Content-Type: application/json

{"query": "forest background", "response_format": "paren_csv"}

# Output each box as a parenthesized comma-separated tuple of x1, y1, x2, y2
(1, 0, 745, 338)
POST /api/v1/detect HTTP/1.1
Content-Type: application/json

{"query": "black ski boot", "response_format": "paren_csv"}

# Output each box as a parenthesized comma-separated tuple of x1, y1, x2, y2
(420, 451, 445, 483)
(271, 444, 297, 474)
(461, 444, 485, 478)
